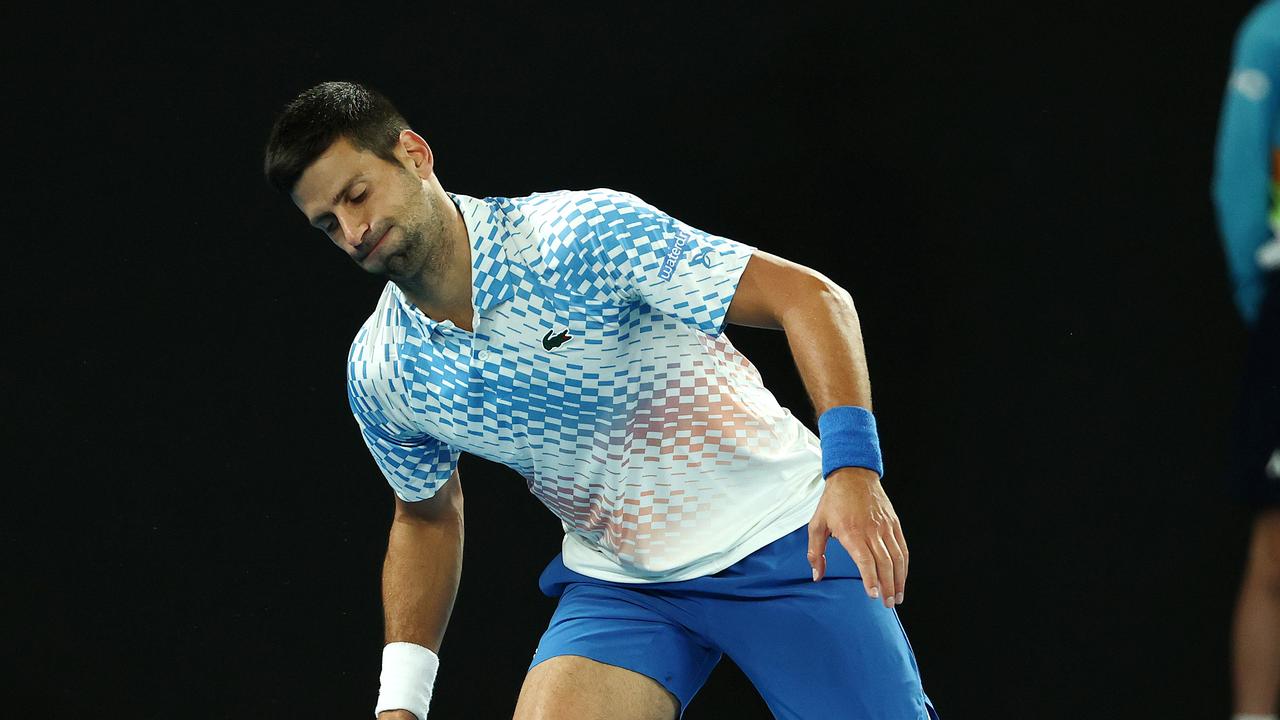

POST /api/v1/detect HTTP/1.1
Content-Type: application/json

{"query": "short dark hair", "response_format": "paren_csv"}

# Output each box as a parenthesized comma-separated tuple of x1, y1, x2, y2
(263, 81, 410, 194)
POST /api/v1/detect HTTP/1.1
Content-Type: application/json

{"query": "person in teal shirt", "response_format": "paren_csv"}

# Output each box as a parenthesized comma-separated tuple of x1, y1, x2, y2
(1213, 3, 1280, 718)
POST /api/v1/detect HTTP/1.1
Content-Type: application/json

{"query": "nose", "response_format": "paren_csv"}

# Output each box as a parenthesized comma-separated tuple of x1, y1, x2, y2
(336, 212, 371, 253)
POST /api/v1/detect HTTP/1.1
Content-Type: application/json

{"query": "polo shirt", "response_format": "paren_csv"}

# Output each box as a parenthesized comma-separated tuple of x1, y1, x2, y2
(346, 188, 825, 582)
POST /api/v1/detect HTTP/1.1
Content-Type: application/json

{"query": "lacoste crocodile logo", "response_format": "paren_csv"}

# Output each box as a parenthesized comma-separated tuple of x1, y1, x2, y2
(542, 329, 573, 351)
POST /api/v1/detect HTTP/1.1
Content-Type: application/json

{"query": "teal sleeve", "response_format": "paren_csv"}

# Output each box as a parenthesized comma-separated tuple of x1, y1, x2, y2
(1212, 2, 1280, 326)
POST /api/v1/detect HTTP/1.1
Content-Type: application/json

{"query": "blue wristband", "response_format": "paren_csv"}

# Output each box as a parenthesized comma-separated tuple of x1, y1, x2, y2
(817, 405, 884, 478)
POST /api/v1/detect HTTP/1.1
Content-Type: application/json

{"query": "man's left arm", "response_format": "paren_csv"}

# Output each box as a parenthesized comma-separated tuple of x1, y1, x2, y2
(726, 249, 908, 609)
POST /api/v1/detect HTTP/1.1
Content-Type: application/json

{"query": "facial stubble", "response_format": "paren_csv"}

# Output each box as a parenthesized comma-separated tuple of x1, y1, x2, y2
(376, 176, 454, 286)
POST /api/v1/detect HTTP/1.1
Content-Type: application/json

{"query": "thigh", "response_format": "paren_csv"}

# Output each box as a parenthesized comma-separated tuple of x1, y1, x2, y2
(514, 655, 678, 720)
(520, 581, 721, 718)
(709, 577, 938, 720)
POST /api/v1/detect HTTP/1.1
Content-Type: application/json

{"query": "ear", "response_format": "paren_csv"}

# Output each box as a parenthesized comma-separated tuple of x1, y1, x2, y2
(398, 129, 435, 179)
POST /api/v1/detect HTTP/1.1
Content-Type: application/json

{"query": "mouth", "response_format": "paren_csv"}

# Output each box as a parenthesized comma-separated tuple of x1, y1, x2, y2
(362, 226, 392, 260)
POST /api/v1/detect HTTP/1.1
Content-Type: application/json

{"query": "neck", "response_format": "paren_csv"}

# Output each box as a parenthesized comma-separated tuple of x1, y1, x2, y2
(397, 187, 474, 332)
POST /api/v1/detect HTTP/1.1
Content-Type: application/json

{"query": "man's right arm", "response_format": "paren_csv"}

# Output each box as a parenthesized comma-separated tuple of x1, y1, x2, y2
(377, 469, 464, 719)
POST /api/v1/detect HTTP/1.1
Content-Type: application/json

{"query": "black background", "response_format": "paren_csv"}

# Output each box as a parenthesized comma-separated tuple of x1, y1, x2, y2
(6, 1, 1265, 717)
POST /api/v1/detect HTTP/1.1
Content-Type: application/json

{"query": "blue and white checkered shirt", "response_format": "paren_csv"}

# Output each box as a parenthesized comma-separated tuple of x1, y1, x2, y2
(347, 189, 825, 582)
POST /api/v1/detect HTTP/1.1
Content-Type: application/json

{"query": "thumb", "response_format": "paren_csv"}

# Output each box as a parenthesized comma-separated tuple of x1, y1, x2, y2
(807, 518, 830, 582)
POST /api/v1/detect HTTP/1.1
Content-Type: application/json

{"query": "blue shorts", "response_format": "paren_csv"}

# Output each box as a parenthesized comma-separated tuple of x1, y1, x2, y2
(529, 524, 940, 719)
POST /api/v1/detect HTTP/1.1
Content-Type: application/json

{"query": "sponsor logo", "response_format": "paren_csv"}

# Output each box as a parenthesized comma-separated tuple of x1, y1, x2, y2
(657, 232, 691, 281)
(542, 329, 572, 351)
(690, 246, 719, 269)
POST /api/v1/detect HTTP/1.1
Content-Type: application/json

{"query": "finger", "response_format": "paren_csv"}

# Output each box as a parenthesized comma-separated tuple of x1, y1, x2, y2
(892, 520, 909, 605)
(880, 526, 906, 607)
(843, 537, 880, 601)
(808, 527, 829, 582)
(868, 534, 896, 609)
(807, 519, 830, 582)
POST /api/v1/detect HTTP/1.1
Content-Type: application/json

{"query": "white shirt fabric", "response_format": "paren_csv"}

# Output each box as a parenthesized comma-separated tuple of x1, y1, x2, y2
(347, 188, 825, 582)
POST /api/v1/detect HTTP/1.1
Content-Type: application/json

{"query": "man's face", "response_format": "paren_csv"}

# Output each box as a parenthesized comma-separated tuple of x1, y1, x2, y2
(291, 135, 440, 280)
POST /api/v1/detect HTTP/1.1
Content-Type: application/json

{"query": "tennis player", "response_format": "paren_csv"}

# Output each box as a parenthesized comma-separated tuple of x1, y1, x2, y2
(264, 81, 939, 720)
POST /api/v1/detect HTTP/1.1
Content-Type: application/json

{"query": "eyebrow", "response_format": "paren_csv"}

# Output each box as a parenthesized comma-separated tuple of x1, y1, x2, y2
(308, 174, 364, 227)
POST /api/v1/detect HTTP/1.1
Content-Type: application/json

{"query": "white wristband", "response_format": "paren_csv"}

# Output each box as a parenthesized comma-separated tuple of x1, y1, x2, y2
(374, 642, 439, 720)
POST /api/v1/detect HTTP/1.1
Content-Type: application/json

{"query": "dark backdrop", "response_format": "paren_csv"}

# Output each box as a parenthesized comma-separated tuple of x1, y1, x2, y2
(6, 1, 1262, 717)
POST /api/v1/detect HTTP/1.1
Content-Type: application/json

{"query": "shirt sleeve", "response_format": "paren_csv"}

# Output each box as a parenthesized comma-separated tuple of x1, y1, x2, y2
(547, 188, 756, 337)
(347, 368, 460, 503)
(1213, 5, 1280, 325)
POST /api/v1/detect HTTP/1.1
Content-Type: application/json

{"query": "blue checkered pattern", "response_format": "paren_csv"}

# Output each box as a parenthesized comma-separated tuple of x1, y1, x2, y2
(347, 189, 826, 582)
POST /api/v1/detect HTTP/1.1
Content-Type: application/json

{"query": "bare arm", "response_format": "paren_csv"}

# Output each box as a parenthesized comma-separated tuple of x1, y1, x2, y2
(376, 470, 464, 719)
(727, 250, 907, 608)
(726, 249, 871, 412)
(382, 469, 465, 653)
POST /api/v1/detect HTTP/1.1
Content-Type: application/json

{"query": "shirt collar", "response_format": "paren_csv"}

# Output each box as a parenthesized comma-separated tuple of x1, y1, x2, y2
(451, 192, 517, 312)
